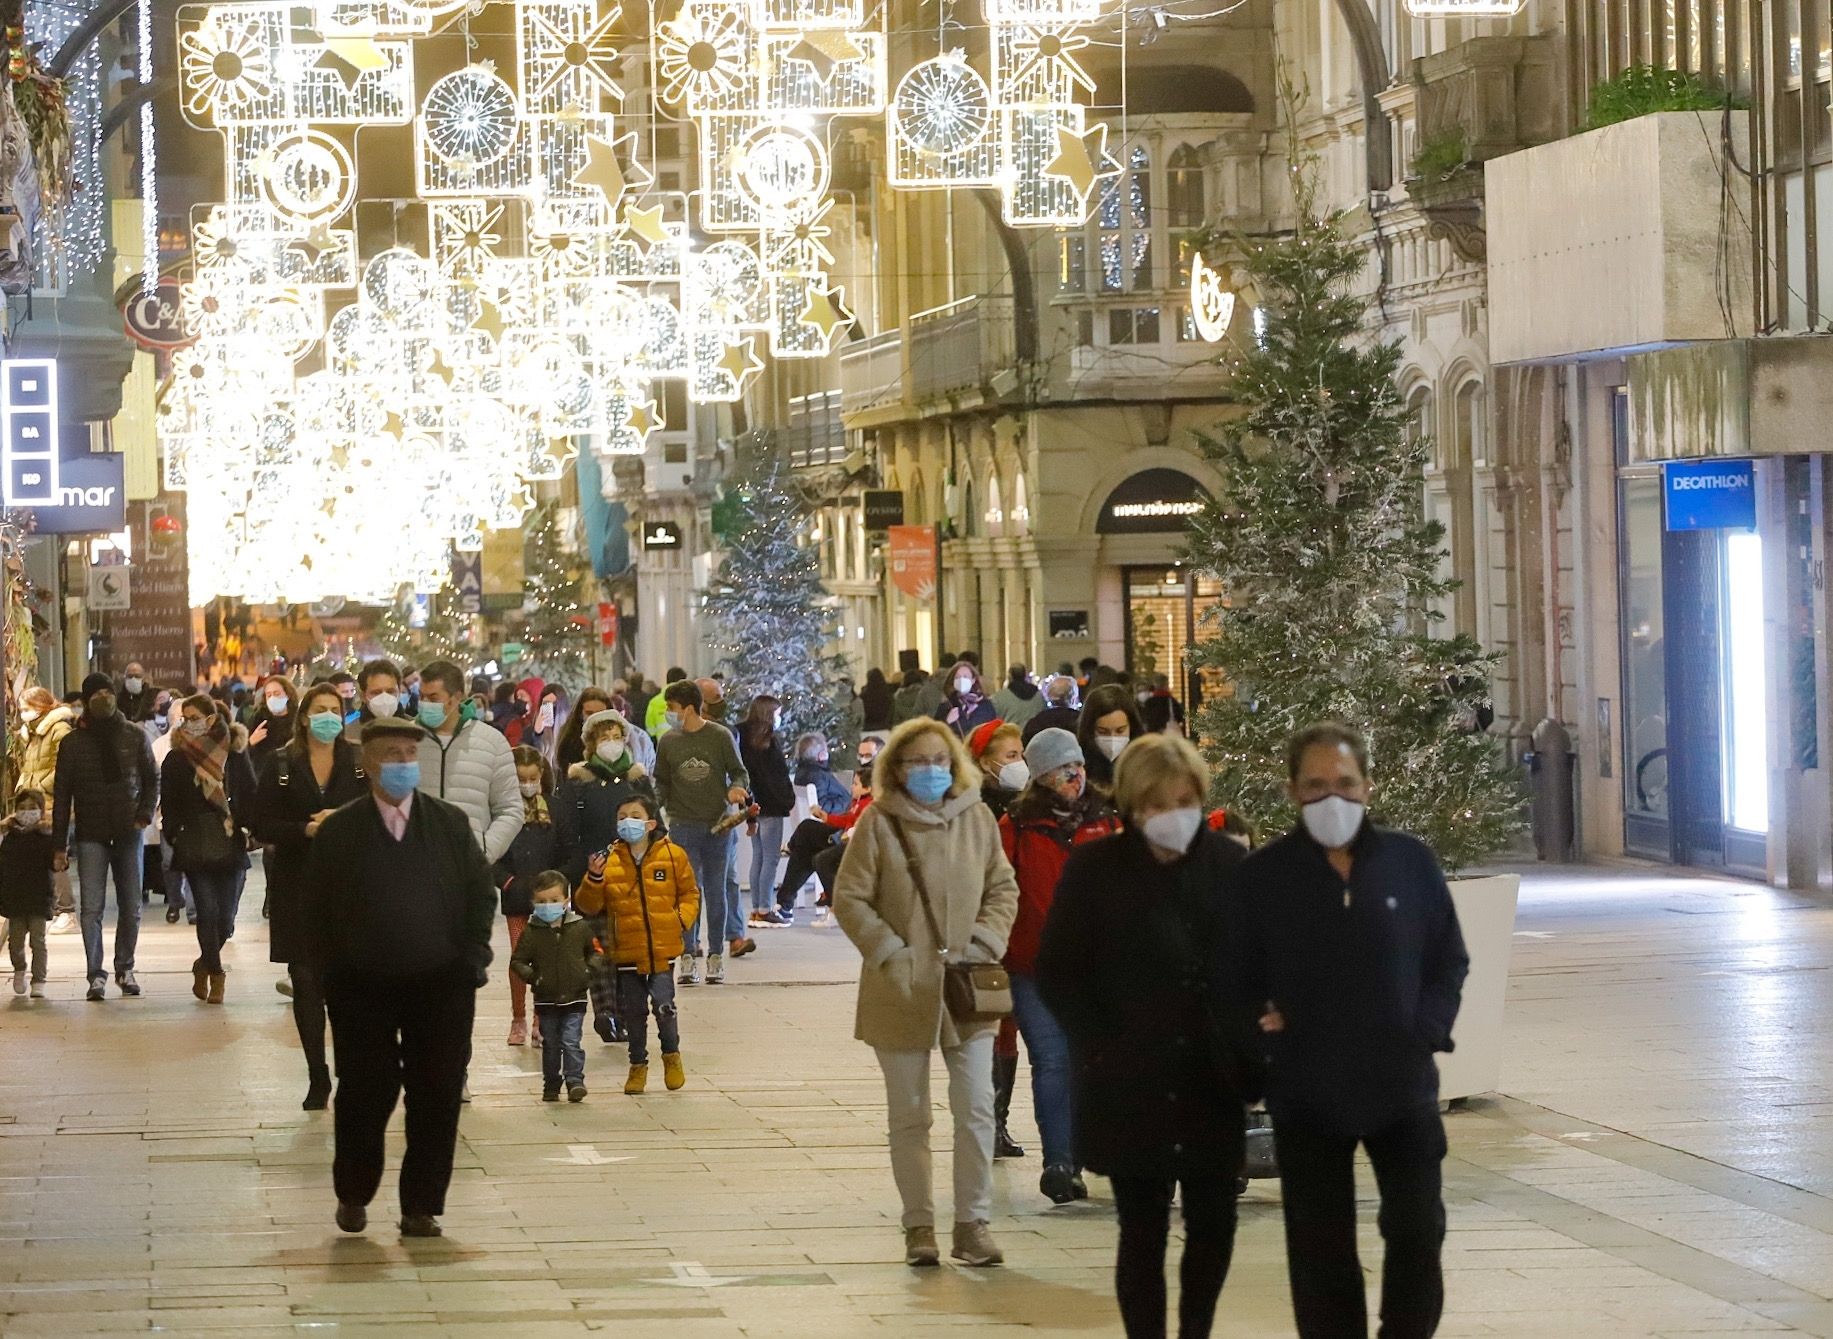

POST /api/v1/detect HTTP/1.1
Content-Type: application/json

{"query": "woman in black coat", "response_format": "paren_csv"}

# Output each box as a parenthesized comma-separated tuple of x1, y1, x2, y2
(163, 696, 259, 1005)
(738, 695, 795, 928)
(250, 682, 367, 1110)
(1037, 733, 1248, 1339)
(1078, 683, 1148, 791)
(859, 668, 894, 732)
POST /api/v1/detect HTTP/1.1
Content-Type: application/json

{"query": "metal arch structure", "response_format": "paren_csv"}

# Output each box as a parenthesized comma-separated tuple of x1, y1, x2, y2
(1329, 0, 1394, 192)
(47, 0, 140, 77)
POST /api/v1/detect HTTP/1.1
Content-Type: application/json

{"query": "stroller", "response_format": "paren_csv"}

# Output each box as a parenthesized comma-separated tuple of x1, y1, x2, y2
(1237, 1106, 1278, 1195)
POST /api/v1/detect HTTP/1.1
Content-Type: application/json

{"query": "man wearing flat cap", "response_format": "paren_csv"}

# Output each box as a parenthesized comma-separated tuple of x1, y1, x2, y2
(304, 715, 496, 1240)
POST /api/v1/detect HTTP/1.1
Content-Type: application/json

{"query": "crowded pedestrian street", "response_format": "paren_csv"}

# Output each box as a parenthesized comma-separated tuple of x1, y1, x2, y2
(1, 863, 1828, 1338)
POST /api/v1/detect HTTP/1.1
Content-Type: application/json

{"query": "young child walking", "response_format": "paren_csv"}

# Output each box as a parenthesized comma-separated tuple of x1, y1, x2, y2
(509, 871, 601, 1103)
(574, 795, 697, 1095)
(1, 788, 57, 997)
(497, 746, 559, 1047)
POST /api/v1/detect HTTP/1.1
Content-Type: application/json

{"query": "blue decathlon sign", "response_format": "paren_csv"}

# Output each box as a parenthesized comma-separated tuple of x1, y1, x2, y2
(1664, 459, 1755, 531)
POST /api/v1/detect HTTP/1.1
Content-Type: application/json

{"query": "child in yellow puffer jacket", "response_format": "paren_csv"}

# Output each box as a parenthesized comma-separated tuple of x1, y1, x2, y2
(574, 794, 700, 1094)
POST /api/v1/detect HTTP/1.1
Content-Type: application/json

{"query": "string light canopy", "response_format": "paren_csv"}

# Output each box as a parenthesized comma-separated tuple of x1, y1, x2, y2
(166, 0, 1117, 604)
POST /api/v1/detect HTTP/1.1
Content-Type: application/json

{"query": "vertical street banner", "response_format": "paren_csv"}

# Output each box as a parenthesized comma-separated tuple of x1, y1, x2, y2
(101, 495, 195, 688)
(888, 524, 938, 603)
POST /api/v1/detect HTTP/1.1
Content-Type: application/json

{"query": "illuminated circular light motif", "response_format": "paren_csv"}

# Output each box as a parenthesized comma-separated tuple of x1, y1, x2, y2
(179, 15, 272, 120)
(1188, 252, 1236, 342)
(247, 290, 322, 361)
(422, 67, 521, 167)
(261, 129, 356, 222)
(656, 2, 747, 106)
(737, 126, 829, 218)
(895, 57, 993, 157)
(362, 248, 436, 326)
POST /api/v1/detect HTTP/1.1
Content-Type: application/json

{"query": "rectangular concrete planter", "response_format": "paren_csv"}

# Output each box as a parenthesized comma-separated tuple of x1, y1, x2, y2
(1438, 873, 1522, 1103)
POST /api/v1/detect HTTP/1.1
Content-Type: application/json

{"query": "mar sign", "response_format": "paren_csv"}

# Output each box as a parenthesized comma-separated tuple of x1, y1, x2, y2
(1664, 459, 1756, 531)
(1, 358, 127, 534)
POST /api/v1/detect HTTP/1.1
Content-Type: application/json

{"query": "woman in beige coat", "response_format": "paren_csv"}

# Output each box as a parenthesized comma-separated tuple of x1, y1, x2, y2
(834, 717, 1019, 1270)
(17, 687, 76, 926)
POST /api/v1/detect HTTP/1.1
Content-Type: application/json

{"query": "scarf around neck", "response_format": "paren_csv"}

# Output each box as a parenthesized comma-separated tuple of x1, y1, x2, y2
(587, 749, 634, 783)
(523, 792, 552, 827)
(174, 717, 232, 812)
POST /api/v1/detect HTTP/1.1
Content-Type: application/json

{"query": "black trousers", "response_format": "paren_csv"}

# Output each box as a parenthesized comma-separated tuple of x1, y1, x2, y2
(775, 820, 837, 911)
(811, 844, 846, 904)
(324, 963, 475, 1217)
(1273, 1106, 1448, 1339)
(289, 961, 328, 1079)
(1110, 1173, 1239, 1339)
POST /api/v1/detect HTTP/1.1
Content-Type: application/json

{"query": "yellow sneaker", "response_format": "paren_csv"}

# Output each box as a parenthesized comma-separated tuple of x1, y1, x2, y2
(662, 1051, 686, 1091)
(624, 1063, 648, 1095)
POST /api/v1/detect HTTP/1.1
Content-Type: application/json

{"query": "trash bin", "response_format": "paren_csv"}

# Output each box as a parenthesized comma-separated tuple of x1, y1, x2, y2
(1525, 717, 1575, 861)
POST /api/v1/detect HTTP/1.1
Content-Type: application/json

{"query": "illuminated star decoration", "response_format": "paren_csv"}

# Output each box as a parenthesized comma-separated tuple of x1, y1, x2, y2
(717, 336, 763, 387)
(798, 284, 850, 342)
(1043, 121, 1120, 202)
(1007, 27, 1096, 96)
(574, 132, 631, 204)
(528, 4, 627, 104)
(624, 201, 669, 249)
(315, 34, 387, 90)
(784, 30, 864, 80)
(624, 396, 660, 436)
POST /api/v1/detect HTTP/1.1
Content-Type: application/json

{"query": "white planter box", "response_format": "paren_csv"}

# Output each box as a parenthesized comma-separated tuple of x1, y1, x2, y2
(1437, 873, 1521, 1103)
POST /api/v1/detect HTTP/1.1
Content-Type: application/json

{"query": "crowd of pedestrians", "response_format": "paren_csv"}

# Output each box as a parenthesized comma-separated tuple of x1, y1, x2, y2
(1, 649, 1468, 1338)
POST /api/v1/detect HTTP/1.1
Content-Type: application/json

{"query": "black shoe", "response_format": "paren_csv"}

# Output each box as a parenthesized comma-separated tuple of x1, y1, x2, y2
(542, 1086, 562, 1102)
(1040, 1164, 1078, 1205)
(567, 1084, 588, 1103)
(1069, 1171, 1089, 1200)
(165, 905, 180, 924)
(593, 1013, 615, 1044)
(303, 1071, 333, 1111)
(335, 1202, 366, 1234)
(399, 1214, 442, 1238)
(994, 1125, 1026, 1160)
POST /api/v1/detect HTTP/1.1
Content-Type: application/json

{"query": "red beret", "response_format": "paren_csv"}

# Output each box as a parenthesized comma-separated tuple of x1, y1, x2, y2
(966, 719, 1006, 759)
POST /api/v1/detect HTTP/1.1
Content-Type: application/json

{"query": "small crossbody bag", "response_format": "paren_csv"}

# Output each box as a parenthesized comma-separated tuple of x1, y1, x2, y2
(886, 816, 1012, 1024)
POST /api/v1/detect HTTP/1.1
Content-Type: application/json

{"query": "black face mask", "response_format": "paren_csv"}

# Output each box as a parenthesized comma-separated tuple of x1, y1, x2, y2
(88, 699, 117, 720)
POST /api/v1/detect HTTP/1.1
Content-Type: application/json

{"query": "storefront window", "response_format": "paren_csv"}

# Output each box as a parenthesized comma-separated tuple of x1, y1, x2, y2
(1620, 474, 1670, 830)
(1722, 530, 1769, 833)
(1123, 567, 1224, 707)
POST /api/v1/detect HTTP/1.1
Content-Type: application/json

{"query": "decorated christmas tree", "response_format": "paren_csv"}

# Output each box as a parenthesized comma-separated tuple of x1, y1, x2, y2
(700, 446, 851, 748)
(515, 499, 594, 692)
(1186, 157, 1520, 870)
(373, 580, 476, 669)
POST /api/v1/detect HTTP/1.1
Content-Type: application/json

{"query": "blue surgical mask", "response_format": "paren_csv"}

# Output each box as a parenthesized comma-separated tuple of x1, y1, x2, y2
(377, 760, 419, 801)
(308, 712, 343, 743)
(664, 709, 683, 731)
(617, 817, 649, 844)
(417, 701, 447, 729)
(905, 763, 953, 804)
(531, 902, 565, 925)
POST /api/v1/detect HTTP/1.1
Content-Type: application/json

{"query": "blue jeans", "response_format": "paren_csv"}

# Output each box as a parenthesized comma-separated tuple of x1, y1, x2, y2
(671, 822, 734, 955)
(617, 970, 680, 1065)
(187, 867, 238, 974)
(1011, 973, 1075, 1168)
(749, 817, 785, 912)
(77, 832, 143, 983)
(539, 1004, 586, 1089)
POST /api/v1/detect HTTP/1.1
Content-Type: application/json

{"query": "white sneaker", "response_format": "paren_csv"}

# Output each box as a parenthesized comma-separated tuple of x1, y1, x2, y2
(812, 907, 831, 927)
(705, 953, 725, 985)
(10, 970, 24, 995)
(28, 980, 44, 999)
(460, 1080, 472, 1103)
(49, 913, 76, 935)
(678, 955, 701, 986)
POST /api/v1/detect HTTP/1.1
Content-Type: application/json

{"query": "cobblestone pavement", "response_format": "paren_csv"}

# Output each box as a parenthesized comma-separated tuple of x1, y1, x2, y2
(1, 863, 1830, 1336)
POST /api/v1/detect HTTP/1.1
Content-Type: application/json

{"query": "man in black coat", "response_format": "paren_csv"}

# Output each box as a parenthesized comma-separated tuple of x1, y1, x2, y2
(51, 673, 159, 1001)
(1019, 674, 1080, 744)
(305, 717, 497, 1239)
(1229, 722, 1469, 1339)
(115, 662, 159, 724)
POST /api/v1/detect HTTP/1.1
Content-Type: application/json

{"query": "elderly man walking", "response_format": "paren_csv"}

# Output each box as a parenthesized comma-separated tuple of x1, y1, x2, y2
(52, 674, 159, 1000)
(305, 717, 496, 1239)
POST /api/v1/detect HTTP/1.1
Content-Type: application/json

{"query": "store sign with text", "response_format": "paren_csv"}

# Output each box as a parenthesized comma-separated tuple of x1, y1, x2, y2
(1096, 468, 1211, 535)
(888, 524, 938, 602)
(1663, 459, 1755, 531)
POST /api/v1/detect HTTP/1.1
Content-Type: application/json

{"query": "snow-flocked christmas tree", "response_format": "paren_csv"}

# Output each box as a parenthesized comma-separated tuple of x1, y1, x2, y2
(700, 446, 852, 748)
(515, 499, 594, 692)
(1185, 144, 1520, 870)
(373, 580, 476, 669)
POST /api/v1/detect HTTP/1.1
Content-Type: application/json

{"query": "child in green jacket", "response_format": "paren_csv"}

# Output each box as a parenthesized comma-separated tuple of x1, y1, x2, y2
(509, 871, 603, 1103)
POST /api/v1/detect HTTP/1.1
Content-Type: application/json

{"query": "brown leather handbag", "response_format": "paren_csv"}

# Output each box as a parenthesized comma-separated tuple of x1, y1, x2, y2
(887, 816, 1012, 1024)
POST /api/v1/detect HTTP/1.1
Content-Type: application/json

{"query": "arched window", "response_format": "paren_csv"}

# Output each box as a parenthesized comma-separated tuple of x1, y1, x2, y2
(1010, 471, 1031, 537)
(960, 475, 978, 538)
(1097, 143, 1153, 293)
(1452, 379, 1485, 470)
(907, 467, 926, 524)
(1406, 384, 1434, 449)
(984, 470, 1005, 538)
(1167, 144, 1205, 229)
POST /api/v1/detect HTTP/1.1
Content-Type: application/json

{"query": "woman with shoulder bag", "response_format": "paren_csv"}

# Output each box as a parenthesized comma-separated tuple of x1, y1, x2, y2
(162, 695, 258, 1006)
(1036, 733, 1249, 1339)
(833, 718, 1019, 1270)
(250, 683, 368, 1108)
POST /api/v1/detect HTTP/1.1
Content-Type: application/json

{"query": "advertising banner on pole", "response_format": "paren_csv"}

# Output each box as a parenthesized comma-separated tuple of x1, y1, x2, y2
(888, 524, 938, 603)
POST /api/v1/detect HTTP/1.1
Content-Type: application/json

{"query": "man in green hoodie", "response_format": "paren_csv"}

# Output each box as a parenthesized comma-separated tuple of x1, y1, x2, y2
(652, 679, 750, 984)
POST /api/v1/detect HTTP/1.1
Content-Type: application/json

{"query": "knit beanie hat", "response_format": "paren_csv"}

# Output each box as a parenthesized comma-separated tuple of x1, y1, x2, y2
(80, 673, 114, 702)
(1024, 727, 1083, 779)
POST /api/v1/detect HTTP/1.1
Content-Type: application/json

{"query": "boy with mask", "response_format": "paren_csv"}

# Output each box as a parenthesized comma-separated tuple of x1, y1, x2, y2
(509, 870, 602, 1102)
(2, 788, 58, 996)
(574, 794, 698, 1096)
(1228, 721, 1469, 1339)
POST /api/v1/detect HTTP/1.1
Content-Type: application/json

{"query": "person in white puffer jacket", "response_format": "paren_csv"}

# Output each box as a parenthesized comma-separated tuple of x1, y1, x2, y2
(412, 660, 522, 865)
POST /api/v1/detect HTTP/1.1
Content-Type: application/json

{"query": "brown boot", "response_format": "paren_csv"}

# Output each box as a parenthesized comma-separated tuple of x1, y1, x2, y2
(207, 972, 226, 1004)
(192, 966, 209, 1001)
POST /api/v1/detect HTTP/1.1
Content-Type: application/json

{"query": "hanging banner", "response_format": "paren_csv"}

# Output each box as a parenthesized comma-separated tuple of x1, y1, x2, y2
(100, 494, 196, 689)
(888, 524, 938, 603)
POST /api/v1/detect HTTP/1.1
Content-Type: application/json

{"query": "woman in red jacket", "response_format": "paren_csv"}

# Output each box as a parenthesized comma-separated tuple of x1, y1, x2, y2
(997, 726, 1119, 1205)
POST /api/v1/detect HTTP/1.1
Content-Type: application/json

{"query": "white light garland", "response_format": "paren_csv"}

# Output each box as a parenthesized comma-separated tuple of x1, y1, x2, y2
(140, 0, 158, 295)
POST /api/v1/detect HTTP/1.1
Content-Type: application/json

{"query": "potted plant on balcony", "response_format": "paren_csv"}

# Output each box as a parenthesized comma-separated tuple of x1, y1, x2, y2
(1406, 130, 1489, 263)
(1581, 64, 1745, 130)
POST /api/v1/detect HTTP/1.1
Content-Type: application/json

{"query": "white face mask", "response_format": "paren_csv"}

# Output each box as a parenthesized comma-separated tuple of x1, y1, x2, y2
(518, 779, 541, 798)
(1096, 735, 1129, 761)
(1141, 806, 1202, 855)
(956, 675, 975, 695)
(182, 717, 211, 736)
(265, 693, 290, 716)
(597, 738, 627, 763)
(996, 759, 1030, 792)
(366, 692, 399, 720)
(20, 707, 39, 723)
(14, 809, 42, 828)
(123, 677, 143, 695)
(1301, 794, 1367, 850)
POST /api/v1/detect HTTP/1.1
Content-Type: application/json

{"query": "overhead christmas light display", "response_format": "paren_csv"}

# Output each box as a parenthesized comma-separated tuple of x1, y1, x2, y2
(165, 0, 1117, 605)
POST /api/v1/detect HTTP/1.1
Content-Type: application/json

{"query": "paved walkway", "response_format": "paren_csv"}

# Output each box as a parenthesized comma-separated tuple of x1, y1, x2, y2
(1, 863, 1831, 1336)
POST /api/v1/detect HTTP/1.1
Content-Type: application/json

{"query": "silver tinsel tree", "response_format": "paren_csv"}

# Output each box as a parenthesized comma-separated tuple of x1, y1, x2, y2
(700, 448, 851, 748)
